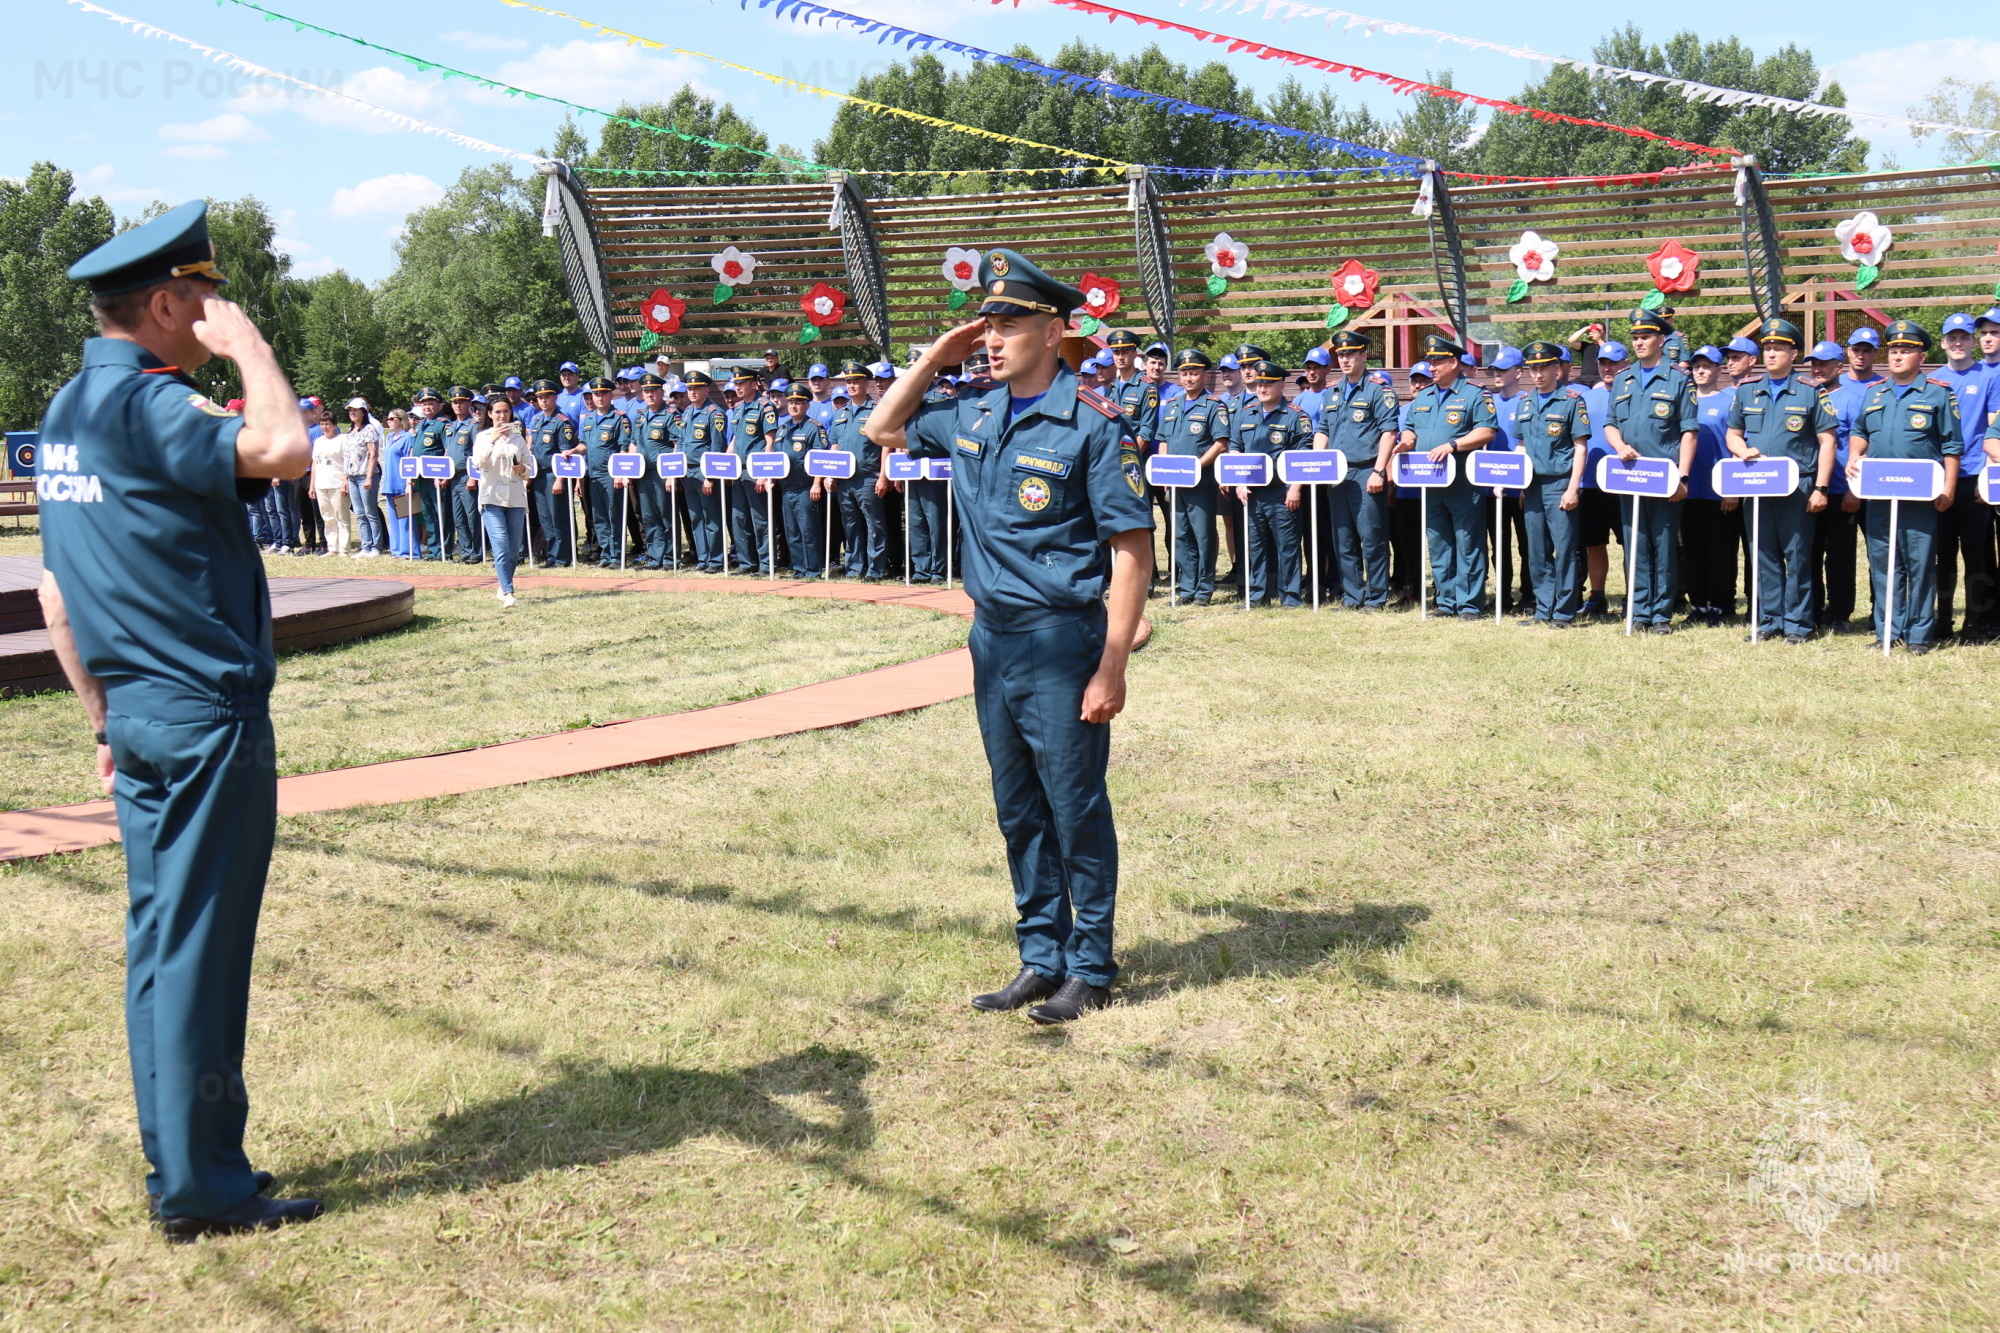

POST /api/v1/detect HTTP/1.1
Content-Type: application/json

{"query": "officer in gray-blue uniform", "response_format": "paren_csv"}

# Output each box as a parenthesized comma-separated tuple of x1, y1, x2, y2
(677, 371, 730, 572)
(409, 386, 451, 559)
(772, 382, 828, 578)
(1727, 318, 1838, 642)
(1159, 348, 1230, 604)
(578, 376, 631, 566)
(442, 387, 482, 562)
(1512, 342, 1592, 625)
(1226, 359, 1313, 607)
(864, 247, 1154, 1024)
(529, 380, 579, 566)
(1103, 329, 1161, 455)
(1603, 310, 1698, 631)
(1314, 329, 1399, 609)
(830, 361, 886, 580)
(1399, 333, 1499, 618)
(1848, 320, 1962, 652)
(630, 373, 678, 569)
(38, 201, 322, 1239)
(904, 375, 956, 582)
(727, 367, 777, 573)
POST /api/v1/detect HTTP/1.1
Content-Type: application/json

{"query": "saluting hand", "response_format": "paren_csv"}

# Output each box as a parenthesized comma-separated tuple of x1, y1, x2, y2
(929, 319, 990, 365)
(190, 296, 271, 364)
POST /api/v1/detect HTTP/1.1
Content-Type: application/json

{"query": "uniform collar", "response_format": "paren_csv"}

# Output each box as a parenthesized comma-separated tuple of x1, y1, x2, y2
(1004, 363, 1079, 426)
(81, 336, 172, 372)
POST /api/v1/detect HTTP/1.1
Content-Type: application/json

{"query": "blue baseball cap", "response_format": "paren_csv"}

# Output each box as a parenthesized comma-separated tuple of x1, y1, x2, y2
(472, 393, 488, 404)
(1146, 342, 1169, 357)
(1218, 354, 1240, 370)
(1598, 341, 1630, 362)
(1489, 346, 1524, 371)
(1558, 347, 1573, 363)
(1690, 344, 1724, 364)
(1846, 327, 1881, 348)
(1943, 313, 1979, 336)
(1807, 340, 1844, 362)
(558, 361, 580, 373)
(1303, 346, 1332, 366)
(1367, 369, 1393, 388)
(1978, 307, 2000, 328)
(1408, 361, 1434, 379)
(771, 377, 790, 391)
(872, 362, 895, 380)
(504, 375, 524, 389)
(807, 363, 830, 378)
(1725, 337, 1760, 357)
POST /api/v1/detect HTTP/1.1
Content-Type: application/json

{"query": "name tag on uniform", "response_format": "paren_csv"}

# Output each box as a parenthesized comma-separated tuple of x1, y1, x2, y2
(955, 435, 983, 456)
(1145, 454, 1201, 487)
(1852, 457, 1944, 502)
(924, 457, 954, 482)
(1215, 453, 1272, 487)
(1012, 452, 1070, 477)
(700, 453, 739, 481)
(657, 454, 688, 479)
(1467, 450, 1530, 489)
(1596, 456, 1678, 497)
(1711, 458, 1797, 497)
(806, 449, 855, 479)
(1391, 453, 1455, 488)
(608, 453, 646, 479)
(748, 452, 790, 480)
(418, 456, 455, 480)
(884, 454, 923, 482)
(552, 454, 586, 479)
(1277, 451, 1345, 485)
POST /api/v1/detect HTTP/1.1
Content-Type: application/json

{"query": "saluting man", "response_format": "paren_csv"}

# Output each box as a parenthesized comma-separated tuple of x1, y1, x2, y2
(1158, 348, 1230, 605)
(864, 248, 1153, 1025)
(1727, 318, 1838, 644)
(1399, 333, 1499, 618)
(830, 361, 887, 581)
(38, 201, 322, 1239)
(677, 371, 730, 573)
(1512, 342, 1592, 626)
(1313, 330, 1399, 610)
(1847, 320, 1961, 653)
(529, 379, 580, 567)
(773, 381, 829, 578)
(631, 373, 679, 570)
(1602, 310, 1698, 633)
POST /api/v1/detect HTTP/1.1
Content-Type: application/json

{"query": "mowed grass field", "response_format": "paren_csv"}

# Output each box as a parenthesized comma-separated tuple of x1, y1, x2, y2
(2, 539, 1998, 1329)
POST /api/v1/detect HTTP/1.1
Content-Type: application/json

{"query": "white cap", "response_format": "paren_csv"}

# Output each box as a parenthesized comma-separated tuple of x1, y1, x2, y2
(346, 396, 370, 410)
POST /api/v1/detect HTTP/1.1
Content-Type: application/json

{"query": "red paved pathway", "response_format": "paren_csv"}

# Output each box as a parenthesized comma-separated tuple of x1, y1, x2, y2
(0, 575, 974, 863)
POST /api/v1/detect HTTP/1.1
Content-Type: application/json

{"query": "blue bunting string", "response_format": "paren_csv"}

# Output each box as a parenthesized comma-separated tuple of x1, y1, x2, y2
(741, 0, 1425, 171)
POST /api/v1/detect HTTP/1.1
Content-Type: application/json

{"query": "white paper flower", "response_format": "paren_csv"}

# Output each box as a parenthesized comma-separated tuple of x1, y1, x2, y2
(811, 294, 835, 318)
(1659, 256, 1683, 281)
(1509, 231, 1559, 283)
(942, 247, 982, 291)
(1204, 232, 1249, 279)
(711, 245, 758, 287)
(1834, 212, 1892, 266)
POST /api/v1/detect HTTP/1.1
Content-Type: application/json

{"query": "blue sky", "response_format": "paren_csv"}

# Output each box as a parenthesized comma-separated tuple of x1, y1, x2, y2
(10, 0, 1997, 282)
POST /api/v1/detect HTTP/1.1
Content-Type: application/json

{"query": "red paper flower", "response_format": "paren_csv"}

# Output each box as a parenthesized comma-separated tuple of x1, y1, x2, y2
(1076, 272, 1122, 320)
(640, 287, 685, 335)
(1646, 240, 1701, 294)
(801, 282, 848, 327)
(1329, 259, 1381, 309)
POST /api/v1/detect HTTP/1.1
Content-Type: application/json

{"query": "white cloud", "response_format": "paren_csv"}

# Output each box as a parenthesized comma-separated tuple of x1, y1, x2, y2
(329, 172, 445, 219)
(490, 41, 715, 110)
(162, 143, 228, 162)
(274, 232, 339, 279)
(80, 164, 168, 209)
(159, 112, 268, 146)
(1825, 39, 2000, 132)
(228, 66, 448, 136)
(440, 29, 529, 52)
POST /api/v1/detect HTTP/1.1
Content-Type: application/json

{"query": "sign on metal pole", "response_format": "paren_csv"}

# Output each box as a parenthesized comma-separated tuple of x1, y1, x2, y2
(1597, 457, 1681, 635)
(1215, 453, 1272, 609)
(1468, 449, 1531, 625)
(1854, 457, 1946, 657)
(1391, 453, 1456, 619)
(1713, 458, 1799, 641)
(1146, 454, 1202, 598)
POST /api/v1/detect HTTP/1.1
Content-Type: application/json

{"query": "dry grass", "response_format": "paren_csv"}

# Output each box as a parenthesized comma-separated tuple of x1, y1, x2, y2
(0, 544, 1997, 1330)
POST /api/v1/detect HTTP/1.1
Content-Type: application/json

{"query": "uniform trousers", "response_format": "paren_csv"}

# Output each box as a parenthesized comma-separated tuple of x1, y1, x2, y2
(908, 478, 949, 582)
(445, 475, 478, 560)
(1171, 479, 1220, 602)
(415, 476, 444, 560)
(1867, 498, 1940, 646)
(729, 478, 771, 573)
(969, 607, 1119, 990)
(837, 478, 887, 579)
(685, 479, 725, 571)
(777, 477, 822, 576)
(1934, 479, 1995, 637)
(1521, 476, 1582, 622)
(1424, 481, 1488, 616)
(587, 470, 622, 565)
(107, 705, 276, 1220)
(1812, 500, 1862, 626)
(529, 470, 572, 566)
(1618, 493, 1684, 626)
(1680, 498, 1740, 616)
(1754, 490, 1816, 639)
(1242, 486, 1302, 606)
(1325, 473, 1390, 608)
(634, 474, 671, 567)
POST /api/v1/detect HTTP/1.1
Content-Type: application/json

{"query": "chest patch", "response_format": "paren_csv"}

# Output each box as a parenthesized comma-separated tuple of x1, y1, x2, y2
(1548, 420, 1565, 437)
(1018, 476, 1052, 511)
(1445, 409, 1463, 426)
(1268, 427, 1286, 446)
(1911, 413, 1930, 430)
(1652, 400, 1671, 417)
(650, 427, 664, 441)
(692, 425, 707, 441)
(1352, 406, 1369, 424)
(1785, 415, 1804, 432)
(1013, 452, 1070, 478)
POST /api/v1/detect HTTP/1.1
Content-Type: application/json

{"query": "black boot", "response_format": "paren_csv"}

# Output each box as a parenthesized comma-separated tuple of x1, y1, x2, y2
(158, 1192, 322, 1244)
(1027, 977, 1110, 1024)
(970, 966, 1059, 1012)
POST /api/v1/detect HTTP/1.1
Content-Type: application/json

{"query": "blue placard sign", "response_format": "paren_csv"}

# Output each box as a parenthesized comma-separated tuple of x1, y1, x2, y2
(1467, 449, 1531, 489)
(806, 449, 856, 479)
(466, 461, 482, 481)
(884, 453, 924, 482)
(1980, 462, 2000, 507)
(747, 452, 790, 480)
(924, 457, 954, 482)
(608, 453, 646, 480)
(1215, 453, 1272, 487)
(396, 456, 421, 480)
(552, 454, 587, 479)
(1852, 456, 1944, 502)
(1277, 451, 1347, 485)
(1596, 456, 1677, 498)
(418, 455, 456, 480)
(1145, 454, 1201, 488)
(1391, 453, 1455, 488)
(6, 431, 37, 475)
(656, 453, 688, 480)
(1711, 457, 1799, 498)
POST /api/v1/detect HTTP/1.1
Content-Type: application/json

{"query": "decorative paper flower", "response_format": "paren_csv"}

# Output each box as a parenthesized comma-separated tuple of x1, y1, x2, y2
(1077, 272, 1122, 320)
(640, 287, 685, 335)
(1329, 259, 1381, 310)
(1205, 232, 1249, 279)
(1646, 240, 1701, 294)
(711, 245, 758, 286)
(1834, 212, 1892, 266)
(1509, 231, 1559, 283)
(942, 247, 982, 291)
(801, 282, 847, 327)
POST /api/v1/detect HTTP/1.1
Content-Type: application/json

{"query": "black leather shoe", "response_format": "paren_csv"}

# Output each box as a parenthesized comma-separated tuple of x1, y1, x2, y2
(1027, 977, 1110, 1025)
(970, 967, 1060, 1012)
(148, 1171, 274, 1216)
(1648, 622, 1674, 635)
(158, 1191, 322, 1244)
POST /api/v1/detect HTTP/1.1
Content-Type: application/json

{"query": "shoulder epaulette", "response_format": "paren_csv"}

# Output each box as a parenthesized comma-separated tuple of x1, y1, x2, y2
(1927, 376, 1953, 388)
(1077, 386, 1122, 420)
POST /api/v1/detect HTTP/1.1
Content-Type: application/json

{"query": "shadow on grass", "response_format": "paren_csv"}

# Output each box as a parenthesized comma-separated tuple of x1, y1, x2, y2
(1121, 901, 1431, 1001)
(297, 1044, 875, 1207)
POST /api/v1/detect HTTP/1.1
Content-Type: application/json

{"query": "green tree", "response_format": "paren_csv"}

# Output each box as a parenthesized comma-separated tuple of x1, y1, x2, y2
(375, 164, 590, 396)
(1260, 77, 1392, 171)
(1908, 78, 2000, 165)
(292, 271, 388, 407)
(1477, 28, 1867, 178)
(0, 162, 115, 430)
(1389, 72, 1482, 171)
(580, 92, 786, 183)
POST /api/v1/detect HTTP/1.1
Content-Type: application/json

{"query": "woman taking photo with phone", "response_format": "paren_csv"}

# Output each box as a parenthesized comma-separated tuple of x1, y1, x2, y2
(473, 395, 533, 606)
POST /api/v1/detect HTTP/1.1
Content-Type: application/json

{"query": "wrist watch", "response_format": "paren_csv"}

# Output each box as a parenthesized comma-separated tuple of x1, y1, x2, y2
(93, 729, 108, 745)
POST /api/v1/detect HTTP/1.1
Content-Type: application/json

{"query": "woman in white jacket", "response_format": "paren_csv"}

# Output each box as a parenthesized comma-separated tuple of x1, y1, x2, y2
(472, 396, 533, 606)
